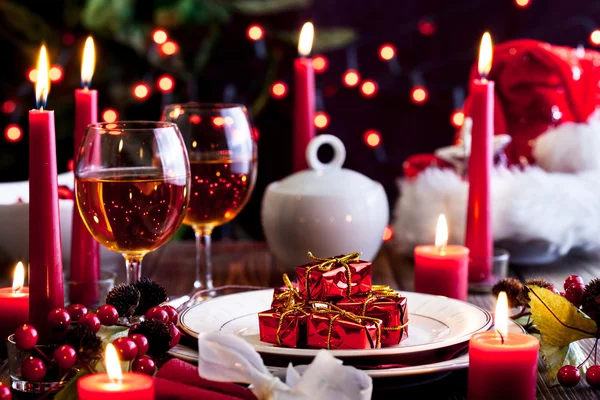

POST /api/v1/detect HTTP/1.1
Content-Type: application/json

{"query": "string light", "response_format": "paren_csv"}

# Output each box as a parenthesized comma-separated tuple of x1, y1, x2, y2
(590, 30, 600, 46)
(411, 86, 429, 104)
(342, 69, 360, 87)
(270, 81, 288, 99)
(27, 68, 38, 83)
(132, 83, 150, 100)
(157, 75, 175, 93)
(515, 0, 531, 7)
(2, 100, 16, 114)
(102, 109, 118, 123)
(49, 66, 63, 83)
(160, 40, 179, 56)
(450, 110, 465, 127)
(379, 44, 396, 61)
(4, 124, 23, 143)
(152, 29, 168, 44)
(246, 25, 264, 41)
(360, 79, 378, 98)
(314, 111, 330, 130)
(382, 226, 393, 241)
(312, 55, 329, 73)
(364, 129, 382, 148)
(417, 18, 437, 36)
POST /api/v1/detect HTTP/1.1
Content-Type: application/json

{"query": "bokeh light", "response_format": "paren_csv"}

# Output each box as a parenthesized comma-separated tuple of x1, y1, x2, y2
(342, 69, 360, 87)
(102, 109, 118, 123)
(152, 29, 168, 44)
(157, 75, 175, 93)
(27, 68, 38, 83)
(360, 80, 378, 98)
(270, 81, 288, 99)
(160, 41, 178, 56)
(379, 44, 396, 61)
(515, 0, 531, 7)
(411, 86, 429, 104)
(417, 18, 437, 36)
(364, 129, 382, 148)
(590, 30, 600, 46)
(133, 83, 150, 100)
(451, 110, 465, 128)
(213, 116, 225, 127)
(4, 124, 23, 143)
(312, 55, 329, 73)
(2, 100, 16, 114)
(49, 66, 63, 83)
(314, 111, 330, 130)
(247, 25, 264, 41)
(382, 226, 393, 241)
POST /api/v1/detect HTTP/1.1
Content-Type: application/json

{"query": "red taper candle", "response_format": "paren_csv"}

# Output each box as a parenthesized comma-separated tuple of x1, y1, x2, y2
(71, 36, 100, 307)
(293, 22, 316, 172)
(465, 32, 494, 283)
(29, 45, 64, 341)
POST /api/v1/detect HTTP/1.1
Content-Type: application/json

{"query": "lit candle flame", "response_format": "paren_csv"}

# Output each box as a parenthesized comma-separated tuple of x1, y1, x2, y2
(105, 343, 123, 384)
(435, 214, 448, 254)
(81, 36, 95, 89)
(495, 291, 508, 340)
(12, 262, 24, 294)
(298, 22, 314, 57)
(35, 45, 50, 110)
(478, 32, 493, 79)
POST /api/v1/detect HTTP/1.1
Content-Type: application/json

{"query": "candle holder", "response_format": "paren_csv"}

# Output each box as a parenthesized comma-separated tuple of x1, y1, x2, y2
(6, 335, 76, 394)
(65, 271, 116, 308)
(468, 248, 510, 293)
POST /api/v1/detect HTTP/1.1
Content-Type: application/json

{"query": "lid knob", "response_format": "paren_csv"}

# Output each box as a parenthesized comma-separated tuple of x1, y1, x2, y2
(305, 134, 346, 171)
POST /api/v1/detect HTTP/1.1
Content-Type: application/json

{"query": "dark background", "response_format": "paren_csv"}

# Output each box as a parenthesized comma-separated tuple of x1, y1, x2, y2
(2, 0, 600, 240)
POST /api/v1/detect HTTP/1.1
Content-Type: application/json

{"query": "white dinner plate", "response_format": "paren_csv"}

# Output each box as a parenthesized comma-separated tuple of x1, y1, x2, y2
(179, 289, 493, 358)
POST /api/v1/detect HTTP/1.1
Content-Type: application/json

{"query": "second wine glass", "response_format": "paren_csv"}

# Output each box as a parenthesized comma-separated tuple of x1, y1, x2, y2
(162, 103, 257, 290)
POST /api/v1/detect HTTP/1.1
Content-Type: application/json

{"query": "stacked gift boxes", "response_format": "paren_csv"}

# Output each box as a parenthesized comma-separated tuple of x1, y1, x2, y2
(258, 252, 408, 350)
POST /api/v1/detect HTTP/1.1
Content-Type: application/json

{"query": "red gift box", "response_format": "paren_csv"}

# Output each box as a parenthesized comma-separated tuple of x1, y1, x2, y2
(306, 310, 381, 350)
(258, 308, 308, 348)
(336, 289, 408, 347)
(296, 252, 372, 301)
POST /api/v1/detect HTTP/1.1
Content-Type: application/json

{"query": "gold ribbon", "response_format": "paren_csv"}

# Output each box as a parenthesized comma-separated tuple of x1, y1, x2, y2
(272, 273, 304, 310)
(356, 286, 409, 334)
(305, 252, 361, 298)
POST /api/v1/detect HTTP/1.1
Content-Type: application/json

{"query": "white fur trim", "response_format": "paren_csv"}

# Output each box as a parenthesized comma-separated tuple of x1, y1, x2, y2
(392, 167, 600, 256)
(533, 116, 600, 172)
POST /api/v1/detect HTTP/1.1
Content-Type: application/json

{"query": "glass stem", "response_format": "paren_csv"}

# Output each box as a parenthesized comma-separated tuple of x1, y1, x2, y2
(194, 229, 214, 290)
(124, 254, 143, 284)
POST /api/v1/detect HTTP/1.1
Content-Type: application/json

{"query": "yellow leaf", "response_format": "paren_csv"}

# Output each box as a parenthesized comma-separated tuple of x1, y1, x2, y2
(527, 285, 597, 347)
(539, 342, 588, 386)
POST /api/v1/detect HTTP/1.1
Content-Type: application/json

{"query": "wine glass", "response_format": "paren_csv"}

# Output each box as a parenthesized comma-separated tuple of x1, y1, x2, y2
(162, 103, 257, 290)
(75, 121, 190, 283)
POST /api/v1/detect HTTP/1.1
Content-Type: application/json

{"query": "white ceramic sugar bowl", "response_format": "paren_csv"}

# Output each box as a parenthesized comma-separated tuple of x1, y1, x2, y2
(261, 134, 389, 266)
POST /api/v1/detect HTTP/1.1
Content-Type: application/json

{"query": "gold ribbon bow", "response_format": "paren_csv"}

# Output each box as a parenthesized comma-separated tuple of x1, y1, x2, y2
(305, 252, 361, 298)
(356, 286, 409, 333)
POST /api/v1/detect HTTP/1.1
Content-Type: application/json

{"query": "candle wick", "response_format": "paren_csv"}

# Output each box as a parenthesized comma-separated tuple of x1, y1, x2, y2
(12, 285, 22, 295)
(436, 245, 446, 256)
(497, 329, 505, 344)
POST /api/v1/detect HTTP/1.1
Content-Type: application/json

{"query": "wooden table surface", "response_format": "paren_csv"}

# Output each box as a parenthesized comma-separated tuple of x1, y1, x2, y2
(139, 241, 600, 400)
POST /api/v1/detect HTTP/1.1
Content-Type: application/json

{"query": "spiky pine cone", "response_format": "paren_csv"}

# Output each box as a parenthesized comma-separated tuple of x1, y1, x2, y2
(106, 283, 141, 318)
(492, 278, 526, 308)
(133, 278, 168, 316)
(63, 324, 102, 365)
(135, 319, 172, 356)
(581, 279, 600, 325)
(525, 278, 553, 289)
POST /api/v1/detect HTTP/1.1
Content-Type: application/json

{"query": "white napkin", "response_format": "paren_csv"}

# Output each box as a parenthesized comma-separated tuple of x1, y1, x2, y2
(197, 331, 373, 400)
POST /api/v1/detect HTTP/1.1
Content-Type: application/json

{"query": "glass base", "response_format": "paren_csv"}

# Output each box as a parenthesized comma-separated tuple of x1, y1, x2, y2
(468, 248, 510, 293)
(65, 271, 116, 308)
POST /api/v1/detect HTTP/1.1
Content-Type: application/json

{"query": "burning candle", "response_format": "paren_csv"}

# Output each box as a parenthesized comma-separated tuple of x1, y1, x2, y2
(468, 292, 539, 400)
(71, 36, 100, 307)
(29, 45, 65, 341)
(78, 344, 154, 400)
(0, 262, 29, 353)
(414, 214, 469, 300)
(465, 32, 494, 283)
(293, 22, 316, 172)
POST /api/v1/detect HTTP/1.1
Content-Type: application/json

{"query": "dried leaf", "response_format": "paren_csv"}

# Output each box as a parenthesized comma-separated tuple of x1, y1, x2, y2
(277, 27, 358, 53)
(540, 341, 588, 386)
(527, 285, 596, 347)
(232, 0, 311, 15)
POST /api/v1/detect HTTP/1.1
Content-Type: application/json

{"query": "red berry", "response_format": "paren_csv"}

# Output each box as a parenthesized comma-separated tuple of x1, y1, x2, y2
(53, 345, 77, 369)
(558, 365, 580, 387)
(146, 306, 169, 324)
(130, 334, 149, 357)
(546, 285, 560, 295)
(113, 337, 138, 361)
(48, 308, 71, 332)
(67, 304, 88, 321)
(132, 356, 156, 376)
(21, 357, 46, 381)
(162, 305, 179, 324)
(0, 382, 11, 400)
(168, 322, 181, 348)
(14, 325, 38, 350)
(97, 305, 119, 326)
(564, 275, 584, 291)
(560, 292, 566, 297)
(565, 283, 585, 307)
(79, 313, 101, 333)
(587, 365, 600, 387)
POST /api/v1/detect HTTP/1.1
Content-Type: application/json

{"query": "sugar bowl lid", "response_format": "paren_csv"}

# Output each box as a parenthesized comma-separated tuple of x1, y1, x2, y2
(270, 134, 381, 195)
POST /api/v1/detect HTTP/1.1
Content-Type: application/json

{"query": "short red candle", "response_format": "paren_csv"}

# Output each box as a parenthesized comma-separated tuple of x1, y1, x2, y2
(468, 293, 539, 400)
(293, 22, 316, 172)
(465, 32, 494, 283)
(0, 287, 29, 349)
(70, 37, 100, 307)
(77, 373, 154, 400)
(414, 245, 469, 300)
